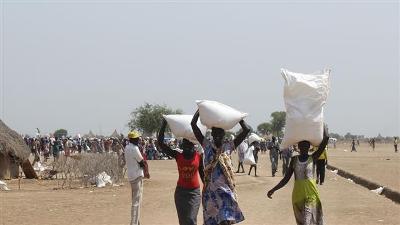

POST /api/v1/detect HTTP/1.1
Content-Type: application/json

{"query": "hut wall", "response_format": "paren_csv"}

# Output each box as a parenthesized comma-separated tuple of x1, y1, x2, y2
(0, 152, 11, 180)
(9, 158, 20, 178)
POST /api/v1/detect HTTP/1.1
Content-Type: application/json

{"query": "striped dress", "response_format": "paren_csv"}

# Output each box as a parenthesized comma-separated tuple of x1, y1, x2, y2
(292, 156, 324, 225)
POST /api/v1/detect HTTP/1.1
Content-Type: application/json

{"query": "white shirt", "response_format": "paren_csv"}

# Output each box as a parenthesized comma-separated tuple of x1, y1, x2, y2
(237, 141, 248, 154)
(124, 143, 144, 181)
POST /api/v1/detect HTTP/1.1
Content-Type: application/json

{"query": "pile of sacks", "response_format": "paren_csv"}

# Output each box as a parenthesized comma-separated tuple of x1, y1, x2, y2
(0, 180, 10, 191)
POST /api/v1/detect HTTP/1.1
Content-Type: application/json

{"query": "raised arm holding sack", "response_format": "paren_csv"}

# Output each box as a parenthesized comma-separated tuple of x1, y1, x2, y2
(158, 118, 204, 225)
(191, 106, 250, 225)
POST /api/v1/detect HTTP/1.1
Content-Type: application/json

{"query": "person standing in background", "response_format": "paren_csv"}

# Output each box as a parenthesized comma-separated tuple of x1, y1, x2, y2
(248, 140, 260, 177)
(125, 131, 150, 225)
(281, 146, 293, 176)
(268, 136, 280, 177)
(371, 138, 376, 151)
(351, 139, 357, 152)
(235, 141, 247, 173)
(316, 147, 328, 185)
(394, 137, 398, 153)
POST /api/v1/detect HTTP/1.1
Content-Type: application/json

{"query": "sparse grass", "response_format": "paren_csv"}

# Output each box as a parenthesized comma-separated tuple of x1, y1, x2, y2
(52, 153, 125, 189)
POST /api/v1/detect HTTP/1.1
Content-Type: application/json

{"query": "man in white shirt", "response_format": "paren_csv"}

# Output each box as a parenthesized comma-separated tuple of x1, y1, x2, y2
(125, 131, 150, 225)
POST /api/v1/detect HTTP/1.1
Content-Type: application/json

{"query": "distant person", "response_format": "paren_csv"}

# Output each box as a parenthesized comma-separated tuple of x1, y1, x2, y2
(371, 138, 376, 151)
(316, 147, 328, 185)
(351, 139, 357, 152)
(357, 139, 360, 146)
(235, 141, 248, 173)
(267, 125, 329, 225)
(248, 140, 260, 177)
(394, 137, 398, 153)
(52, 138, 61, 160)
(158, 119, 204, 225)
(267, 136, 280, 177)
(281, 146, 293, 176)
(125, 131, 150, 225)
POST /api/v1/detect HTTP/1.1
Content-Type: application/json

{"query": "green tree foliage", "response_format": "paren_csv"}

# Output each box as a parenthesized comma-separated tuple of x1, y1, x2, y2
(344, 132, 357, 140)
(128, 103, 183, 136)
(54, 129, 68, 138)
(270, 111, 286, 137)
(257, 122, 272, 135)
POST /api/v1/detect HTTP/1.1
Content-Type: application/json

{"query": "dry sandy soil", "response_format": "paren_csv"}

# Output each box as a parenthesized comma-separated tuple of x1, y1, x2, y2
(329, 143, 400, 191)
(1, 146, 400, 225)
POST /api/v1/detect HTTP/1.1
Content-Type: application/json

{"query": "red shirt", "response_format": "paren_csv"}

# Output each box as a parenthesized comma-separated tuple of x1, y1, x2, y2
(176, 152, 201, 189)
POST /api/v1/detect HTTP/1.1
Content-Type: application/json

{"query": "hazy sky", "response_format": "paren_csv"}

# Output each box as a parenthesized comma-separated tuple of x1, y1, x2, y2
(1, 0, 399, 137)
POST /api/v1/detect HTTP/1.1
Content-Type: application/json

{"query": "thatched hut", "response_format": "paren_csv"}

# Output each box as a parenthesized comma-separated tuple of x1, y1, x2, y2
(0, 120, 31, 179)
(109, 129, 121, 139)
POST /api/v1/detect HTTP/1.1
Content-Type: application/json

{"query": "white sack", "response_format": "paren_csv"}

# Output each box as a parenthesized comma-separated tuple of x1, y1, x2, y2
(196, 100, 248, 130)
(248, 133, 262, 145)
(371, 187, 384, 195)
(95, 172, 113, 188)
(281, 68, 330, 148)
(163, 115, 207, 142)
(244, 146, 256, 165)
(0, 180, 10, 191)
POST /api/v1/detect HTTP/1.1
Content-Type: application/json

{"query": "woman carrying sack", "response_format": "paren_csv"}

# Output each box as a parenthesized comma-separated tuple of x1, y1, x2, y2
(267, 125, 329, 225)
(247, 140, 260, 177)
(157, 119, 204, 225)
(191, 110, 250, 225)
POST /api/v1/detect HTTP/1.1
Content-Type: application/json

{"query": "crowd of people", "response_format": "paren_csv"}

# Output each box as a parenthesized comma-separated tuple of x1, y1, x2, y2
(23, 136, 126, 163)
(24, 126, 398, 225)
(23, 135, 183, 165)
(122, 112, 333, 225)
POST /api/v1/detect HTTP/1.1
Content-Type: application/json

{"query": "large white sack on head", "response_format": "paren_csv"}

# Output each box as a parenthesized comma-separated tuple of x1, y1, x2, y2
(196, 100, 248, 130)
(281, 68, 330, 148)
(248, 133, 262, 145)
(244, 146, 256, 165)
(163, 115, 207, 142)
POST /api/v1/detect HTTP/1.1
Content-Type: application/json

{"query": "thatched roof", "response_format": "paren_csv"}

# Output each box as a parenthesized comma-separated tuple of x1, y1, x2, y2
(0, 120, 30, 160)
(110, 129, 120, 138)
(82, 130, 96, 138)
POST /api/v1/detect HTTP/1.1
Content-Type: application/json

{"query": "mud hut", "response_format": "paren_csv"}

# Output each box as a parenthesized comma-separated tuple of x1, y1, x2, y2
(0, 120, 31, 179)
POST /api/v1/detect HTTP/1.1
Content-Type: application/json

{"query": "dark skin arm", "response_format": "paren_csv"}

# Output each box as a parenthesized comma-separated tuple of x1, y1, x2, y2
(139, 160, 150, 179)
(157, 119, 177, 159)
(199, 154, 205, 184)
(233, 120, 251, 148)
(312, 124, 329, 161)
(267, 158, 294, 198)
(191, 110, 204, 145)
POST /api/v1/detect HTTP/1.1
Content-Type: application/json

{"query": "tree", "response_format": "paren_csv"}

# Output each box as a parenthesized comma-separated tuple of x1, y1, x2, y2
(54, 129, 68, 138)
(344, 132, 355, 140)
(257, 122, 272, 135)
(270, 111, 286, 137)
(128, 103, 183, 136)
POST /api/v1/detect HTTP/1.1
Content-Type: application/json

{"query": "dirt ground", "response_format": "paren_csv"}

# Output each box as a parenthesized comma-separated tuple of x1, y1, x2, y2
(2, 148, 400, 225)
(329, 143, 400, 191)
